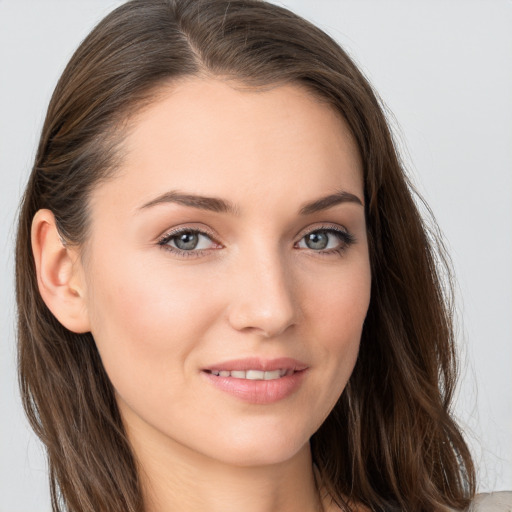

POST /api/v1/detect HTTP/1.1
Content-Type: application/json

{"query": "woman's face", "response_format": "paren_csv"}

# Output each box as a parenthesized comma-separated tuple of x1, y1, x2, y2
(81, 78, 371, 466)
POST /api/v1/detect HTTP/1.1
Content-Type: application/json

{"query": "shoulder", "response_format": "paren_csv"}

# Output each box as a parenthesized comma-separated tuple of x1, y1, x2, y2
(469, 492, 512, 511)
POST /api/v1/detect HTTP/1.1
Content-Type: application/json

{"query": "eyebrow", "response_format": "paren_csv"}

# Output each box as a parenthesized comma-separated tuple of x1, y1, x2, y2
(139, 191, 239, 214)
(299, 190, 363, 215)
(138, 189, 363, 215)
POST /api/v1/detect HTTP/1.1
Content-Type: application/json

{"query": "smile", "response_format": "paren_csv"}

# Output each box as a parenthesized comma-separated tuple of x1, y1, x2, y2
(206, 369, 293, 380)
(202, 358, 308, 404)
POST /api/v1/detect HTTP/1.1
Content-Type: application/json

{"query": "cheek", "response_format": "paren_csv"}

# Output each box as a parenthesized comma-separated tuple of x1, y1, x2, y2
(303, 255, 371, 343)
(300, 256, 371, 402)
(84, 251, 222, 400)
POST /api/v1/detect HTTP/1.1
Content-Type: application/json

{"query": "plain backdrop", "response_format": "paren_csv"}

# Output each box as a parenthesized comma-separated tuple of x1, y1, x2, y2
(1, 1, 511, 511)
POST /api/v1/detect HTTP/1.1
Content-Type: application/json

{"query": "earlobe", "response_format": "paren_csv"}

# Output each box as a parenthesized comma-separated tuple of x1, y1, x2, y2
(31, 209, 91, 333)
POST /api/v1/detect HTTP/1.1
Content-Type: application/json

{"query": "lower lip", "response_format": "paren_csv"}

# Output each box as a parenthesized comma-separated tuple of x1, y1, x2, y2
(202, 370, 307, 404)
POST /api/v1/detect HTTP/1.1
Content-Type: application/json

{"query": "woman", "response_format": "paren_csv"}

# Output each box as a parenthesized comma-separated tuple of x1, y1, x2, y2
(14, 0, 506, 511)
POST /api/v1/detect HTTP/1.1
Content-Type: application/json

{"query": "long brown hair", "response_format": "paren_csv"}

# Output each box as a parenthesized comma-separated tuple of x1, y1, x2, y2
(15, 1, 475, 511)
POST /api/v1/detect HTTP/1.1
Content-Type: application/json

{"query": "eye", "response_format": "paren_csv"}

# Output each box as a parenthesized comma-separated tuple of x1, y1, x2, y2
(158, 228, 219, 254)
(296, 227, 354, 253)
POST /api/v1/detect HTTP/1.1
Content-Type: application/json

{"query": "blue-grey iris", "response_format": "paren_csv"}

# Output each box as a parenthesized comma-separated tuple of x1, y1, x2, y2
(305, 231, 328, 250)
(175, 232, 199, 250)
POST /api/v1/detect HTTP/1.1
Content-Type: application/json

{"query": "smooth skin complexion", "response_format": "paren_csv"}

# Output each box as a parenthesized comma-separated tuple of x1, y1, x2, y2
(31, 79, 371, 512)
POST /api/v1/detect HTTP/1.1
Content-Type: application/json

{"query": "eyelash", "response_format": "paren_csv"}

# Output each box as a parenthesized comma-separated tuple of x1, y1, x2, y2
(157, 226, 219, 259)
(157, 224, 356, 259)
(298, 224, 356, 257)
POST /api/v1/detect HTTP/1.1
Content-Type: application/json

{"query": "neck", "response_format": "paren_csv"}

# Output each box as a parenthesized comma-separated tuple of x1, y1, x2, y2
(128, 424, 323, 512)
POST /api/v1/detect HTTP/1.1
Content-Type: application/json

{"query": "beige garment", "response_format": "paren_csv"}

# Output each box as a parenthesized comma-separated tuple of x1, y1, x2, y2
(470, 492, 512, 511)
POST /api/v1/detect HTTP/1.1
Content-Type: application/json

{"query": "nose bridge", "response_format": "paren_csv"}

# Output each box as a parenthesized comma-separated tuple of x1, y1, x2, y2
(227, 238, 297, 337)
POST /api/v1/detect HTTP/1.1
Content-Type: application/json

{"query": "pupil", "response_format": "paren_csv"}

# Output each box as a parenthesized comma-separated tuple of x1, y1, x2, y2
(175, 232, 198, 250)
(306, 231, 328, 250)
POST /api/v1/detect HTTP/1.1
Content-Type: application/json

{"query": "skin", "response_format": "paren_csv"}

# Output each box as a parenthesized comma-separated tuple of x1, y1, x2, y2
(32, 79, 371, 512)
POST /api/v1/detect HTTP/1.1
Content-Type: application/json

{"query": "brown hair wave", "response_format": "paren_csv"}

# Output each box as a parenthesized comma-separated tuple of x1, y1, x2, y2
(15, 1, 475, 511)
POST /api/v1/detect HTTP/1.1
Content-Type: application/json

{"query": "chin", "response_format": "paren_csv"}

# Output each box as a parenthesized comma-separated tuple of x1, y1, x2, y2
(202, 425, 312, 468)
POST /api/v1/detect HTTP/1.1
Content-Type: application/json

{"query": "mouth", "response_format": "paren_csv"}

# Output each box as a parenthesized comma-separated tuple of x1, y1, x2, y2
(204, 368, 296, 380)
(202, 357, 308, 378)
(201, 357, 308, 404)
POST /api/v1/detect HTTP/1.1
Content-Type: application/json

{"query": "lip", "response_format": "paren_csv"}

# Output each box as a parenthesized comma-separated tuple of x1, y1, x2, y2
(203, 357, 308, 372)
(201, 357, 309, 404)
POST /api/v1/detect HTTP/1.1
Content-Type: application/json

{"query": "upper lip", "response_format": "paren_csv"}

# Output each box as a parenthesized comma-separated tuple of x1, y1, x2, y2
(203, 357, 308, 372)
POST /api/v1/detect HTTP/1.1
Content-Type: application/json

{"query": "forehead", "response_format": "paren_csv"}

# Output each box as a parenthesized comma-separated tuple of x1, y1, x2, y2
(90, 78, 363, 214)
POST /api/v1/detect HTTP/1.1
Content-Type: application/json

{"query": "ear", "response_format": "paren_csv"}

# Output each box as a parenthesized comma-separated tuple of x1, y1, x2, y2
(31, 209, 91, 333)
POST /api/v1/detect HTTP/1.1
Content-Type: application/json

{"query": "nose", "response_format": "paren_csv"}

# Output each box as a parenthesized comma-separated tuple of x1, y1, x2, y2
(226, 246, 298, 338)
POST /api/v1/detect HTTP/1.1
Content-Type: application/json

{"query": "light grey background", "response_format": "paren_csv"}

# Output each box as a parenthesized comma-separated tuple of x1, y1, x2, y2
(1, 1, 511, 511)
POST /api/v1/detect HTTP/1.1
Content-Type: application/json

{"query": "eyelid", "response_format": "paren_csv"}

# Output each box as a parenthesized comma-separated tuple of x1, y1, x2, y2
(157, 224, 218, 244)
(157, 225, 223, 257)
(295, 223, 351, 240)
(295, 223, 356, 253)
